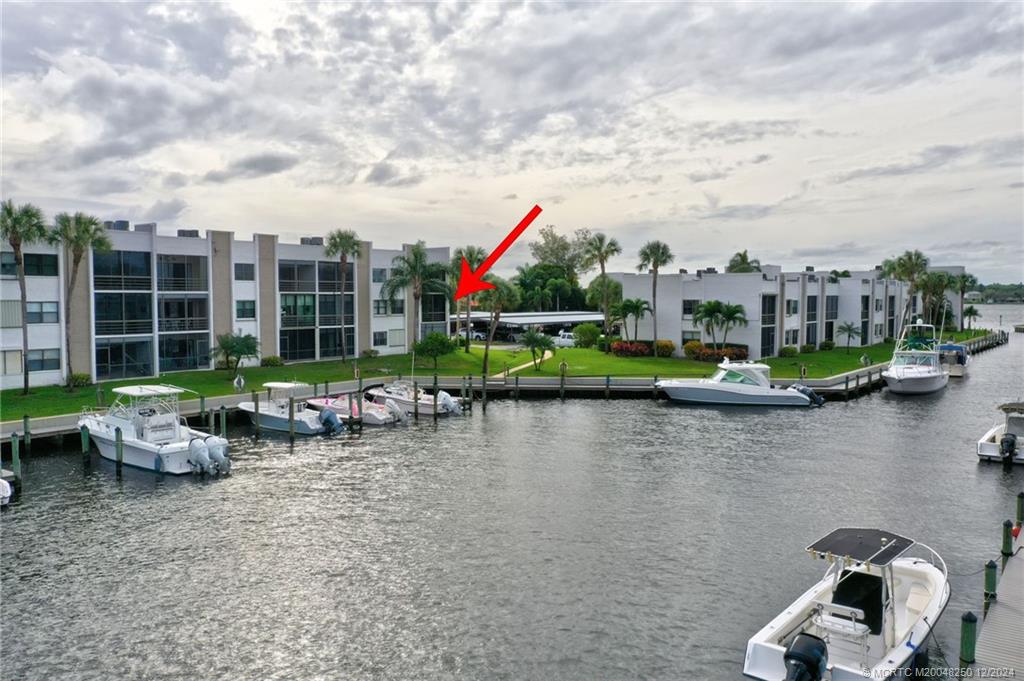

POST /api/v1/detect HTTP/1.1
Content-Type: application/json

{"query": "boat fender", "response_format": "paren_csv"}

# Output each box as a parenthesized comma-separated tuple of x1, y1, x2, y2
(204, 435, 231, 474)
(188, 438, 213, 475)
(318, 408, 345, 435)
(1000, 432, 1017, 460)
(782, 632, 828, 681)
(384, 398, 405, 423)
(437, 390, 462, 415)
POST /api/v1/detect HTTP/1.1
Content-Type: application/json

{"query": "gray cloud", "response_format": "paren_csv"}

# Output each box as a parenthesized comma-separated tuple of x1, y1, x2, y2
(833, 144, 969, 183)
(142, 198, 188, 222)
(502, 193, 518, 200)
(80, 176, 137, 196)
(791, 242, 873, 258)
(365, 162, 424, 187)
(202, 153, 299, 184)
(163, 172, 189, 189)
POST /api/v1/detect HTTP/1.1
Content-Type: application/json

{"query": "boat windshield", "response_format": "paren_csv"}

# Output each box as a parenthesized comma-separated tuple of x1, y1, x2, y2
(891, 354, 937, 367)
(712, 369, 759, 386)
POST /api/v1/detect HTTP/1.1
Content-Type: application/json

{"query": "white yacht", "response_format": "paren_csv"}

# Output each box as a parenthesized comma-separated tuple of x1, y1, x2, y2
(937, 343, 970, 378)
(365, 380, 463, 416)
(744, 528, 949, 681)
(237, 382, 345, 435)
(78, 385, 230, 475)
(657, 359, 823, 407)
(882, 321, 949, 394)
(977, 402, 1024, 465)
(307, 393, 405, 426)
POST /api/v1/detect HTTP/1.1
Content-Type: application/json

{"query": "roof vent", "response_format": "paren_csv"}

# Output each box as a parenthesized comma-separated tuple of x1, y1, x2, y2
(300, 236, 324, 246)
(104, 220, 129, 231)
(176, 229, 200, 238)
(133, 222, 155, 233)
(678, 268, 688, 274)
(805, 266, 814, 272)
(704, 267, 717, 274)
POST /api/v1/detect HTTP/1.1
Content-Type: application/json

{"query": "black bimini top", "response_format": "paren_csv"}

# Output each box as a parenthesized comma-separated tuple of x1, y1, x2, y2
(807, 528, 914, 566)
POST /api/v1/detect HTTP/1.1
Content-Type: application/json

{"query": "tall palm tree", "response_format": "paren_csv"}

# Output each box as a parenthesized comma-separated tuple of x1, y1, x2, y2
(323, 229, 361, 359)
(618, 297, 651, 341)
(637, 240, 674, 343)
(837, 321, 861, 354)
(726, 250, 761, 273)
(917, 271, 953, 327)
(962, 305, 981, 330)
(50, 212, 111, 385)
(718, 302, 749, 348)
(451, 245, 487, 352)
(381, 241, 450, 346)
(581, 232, 622, 349)
(693, 299, 725, 349)
(881, 249, 929, 324)
(476, 275, 520, 377)
(1, 200, 49, 394)
(524, 286, 553, 311)
(953, 272, 978, 331)
(545, 277, 572, 311)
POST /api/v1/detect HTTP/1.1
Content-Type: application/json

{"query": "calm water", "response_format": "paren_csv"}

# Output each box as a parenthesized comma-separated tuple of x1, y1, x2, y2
(3, 306, 1022, 680)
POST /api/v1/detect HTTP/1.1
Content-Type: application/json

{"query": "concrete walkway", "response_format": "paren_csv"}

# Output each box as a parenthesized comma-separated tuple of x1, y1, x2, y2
(491, 350, 552, 378)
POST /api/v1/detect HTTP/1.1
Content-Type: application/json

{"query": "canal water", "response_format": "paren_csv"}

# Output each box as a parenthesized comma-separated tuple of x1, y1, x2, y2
(3, 306, 1022, 680)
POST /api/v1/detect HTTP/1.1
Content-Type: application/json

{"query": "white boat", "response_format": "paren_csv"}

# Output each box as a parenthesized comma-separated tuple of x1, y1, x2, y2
(1, 478, 11, 505)
(937, 343, 970, 378)
(365, 380, 463, 416)
(744, 528, 949, 681)
(657, 359, 823, 407)
(78, 385, 230, 475)
(882, 321, 949, 394)
(237, 382, 345, 435)
(977, 402, 1024, 465)
(307, 394, 405, 426)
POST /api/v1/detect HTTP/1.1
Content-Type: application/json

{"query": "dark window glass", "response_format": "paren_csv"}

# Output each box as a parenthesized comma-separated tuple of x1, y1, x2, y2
(421, 294, 446, 322)
(372, 268, 387, 283)
(94, 293, 152, 334)
(861, 320, 869, 344)
(682, 299, 699, 316)
(236, 300, 256, 319)
(860, 295, 870, 319)
(279, 329, 315, 361)
(234, 263, 255, 280)
(825, 320, 835, 341)
(159, 334, 210, 371)
(0, 252, 14, 276)
(26, 348, 60, 371)
(806, 295, 818, 322)
(760, 325, 776, 358)
(319, 327, 355, 358)
(761, 294, 777, 326)
(95, 339, 152, 379)
(373, 331, 388, 346)
(21, 254, 59, 276)
(825, 295, 839, 320)
(806, 322, 817, 346)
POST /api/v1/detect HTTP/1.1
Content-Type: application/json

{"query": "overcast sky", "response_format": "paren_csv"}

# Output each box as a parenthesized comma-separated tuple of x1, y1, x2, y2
(3, 2, 1022, 281)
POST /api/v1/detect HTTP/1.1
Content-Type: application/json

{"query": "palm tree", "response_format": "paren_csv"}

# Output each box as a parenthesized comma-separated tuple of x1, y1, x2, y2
(545, 277, 572, 311)
(828, 269, 851, 283)
(581, 232, 622, 349)
(49, 212, 111, 386)
(718, 302, 749, 348)
(1, 200, 49, 394)
(381, 241, 451, 346)
(693, 300, 725, 349)
(837, 321, 861, 354)
(962, 305, 981, 330)
(881, 249, 929, 323)
(451, 245, 487, 352)
(953, 273, 978, 331)
(521, 328, 556, 370)
(618, 297, 651, 341)
(726, 250, 761, 273)
(524, 286, 553, 312)
(917, 271, 953, 327)
(637, 240, 674, 343)
(215, 332, 259, 377)
(476, 275, 521, 377)
(323, 229, 361, 359)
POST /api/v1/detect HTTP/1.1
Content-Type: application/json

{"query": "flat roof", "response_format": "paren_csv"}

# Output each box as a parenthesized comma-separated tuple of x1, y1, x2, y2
(455, 311, 604, 326)
(112, 385, 185, 397)
(807, 528, 914, 565)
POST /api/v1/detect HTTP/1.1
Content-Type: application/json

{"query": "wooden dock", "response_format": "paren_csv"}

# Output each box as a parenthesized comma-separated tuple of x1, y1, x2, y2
(974, 530, 1023, 672)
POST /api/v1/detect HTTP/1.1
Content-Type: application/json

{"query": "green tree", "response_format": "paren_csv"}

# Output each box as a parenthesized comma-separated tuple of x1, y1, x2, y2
(837, 321, 861, 354)
(476, 275, 521, 377)
(917, 271, 953, 327)
(637, 240, 674, 342)
(828, 269, 851, 283)
(527, 225, 593, 282)
(581, 232, 622, 348)
(451, 245, 487, 352)
(382, 241, 450, 345)
(545, 277, 572, 311)
(1, 200, 49, 394)
(718, 302, 749, 348)
(953, 273, 978, 331)
(572, 322, 601, 348)
(693, 300, 725, 349)
(50, 212, 111, 386)
(520, 328, 556, 370)
(323, 229, 361, 360)
(881, 249, 929, 322)
(413, 332, 457, 370)
(585, 274, 622, 313)
(215, 332, 259, 377)
(618, 297, 652, 341)
(962, 305, 981, 330)
(524, 286, 553, 311)
(726, 250, 761, 273)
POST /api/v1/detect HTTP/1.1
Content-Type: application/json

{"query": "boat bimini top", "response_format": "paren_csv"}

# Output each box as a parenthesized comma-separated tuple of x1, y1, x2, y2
(806, 528, 915, 567)
(998, 402, 1024, 414)
(711, 358, 773, 388)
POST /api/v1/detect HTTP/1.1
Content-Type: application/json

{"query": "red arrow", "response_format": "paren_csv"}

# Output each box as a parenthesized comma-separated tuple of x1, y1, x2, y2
(454, 204, 543, 300)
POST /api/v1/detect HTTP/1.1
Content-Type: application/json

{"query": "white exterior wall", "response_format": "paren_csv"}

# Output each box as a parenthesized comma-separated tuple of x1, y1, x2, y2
(368, 248, 407, 356)
(0, 243, 65, 389)
(231, 238, 259, 365)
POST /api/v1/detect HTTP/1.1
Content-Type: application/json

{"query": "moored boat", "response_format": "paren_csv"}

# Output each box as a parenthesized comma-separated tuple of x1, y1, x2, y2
(882, 321, 949, 394)
(365, 380, 463, 416)
(237, 382, 345, 435)
(977, 402, 1024, 465)
(78, 385, 230, 475)
(307, 393, 405, 425)
(657, 359, 823, 407)
(937, 343, 970, 378)
(744, 528, 949, 681)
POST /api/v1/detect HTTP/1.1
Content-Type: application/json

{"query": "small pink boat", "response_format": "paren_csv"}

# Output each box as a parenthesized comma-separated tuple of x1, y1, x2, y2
(306, 394, 404, 426)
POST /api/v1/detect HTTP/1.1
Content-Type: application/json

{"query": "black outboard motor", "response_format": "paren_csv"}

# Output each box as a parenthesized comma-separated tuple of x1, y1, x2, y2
(783, 633, 828, 681)
(1000, 432, 1017, 461)
(793, 384, 825, 407)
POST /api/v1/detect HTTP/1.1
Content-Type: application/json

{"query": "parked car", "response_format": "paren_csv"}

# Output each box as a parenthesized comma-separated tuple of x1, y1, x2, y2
(554, 330, 576, 347)
(469, 331, 486, 341)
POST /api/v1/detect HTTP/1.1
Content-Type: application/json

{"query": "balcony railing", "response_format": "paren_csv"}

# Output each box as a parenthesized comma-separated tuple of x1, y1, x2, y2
(158, 317, 209, 332)
(318, 314, 355, 327)
(318, 280, 342, 292)
(279, 280, 316, 292)
(96, 319, 153, 335)
(761, 313, 776, 326)
(157, 277, 208, 292)
(94, 275, 151, 290)
(281, 314, 316, 328)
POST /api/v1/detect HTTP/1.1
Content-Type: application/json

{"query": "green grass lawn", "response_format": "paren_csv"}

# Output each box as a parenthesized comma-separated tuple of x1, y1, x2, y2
(0, 347, 524, 421)
(527, 348, 712, 378)
(763, 342, 895, 378)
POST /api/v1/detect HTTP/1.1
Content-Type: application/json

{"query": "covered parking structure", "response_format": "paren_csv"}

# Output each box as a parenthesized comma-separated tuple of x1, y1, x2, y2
(450, 311, 606, 341)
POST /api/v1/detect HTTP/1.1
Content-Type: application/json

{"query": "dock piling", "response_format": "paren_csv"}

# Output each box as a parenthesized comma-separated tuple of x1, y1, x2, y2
(10, 433, 21, 488)
(22, 415, 31, 455)
(844, 376, 850, 401)
(288, 396, 295, 441)
(324, 380, 329, 397)
(252, 392, 261, 436)
(653, 375, 658, 400)
(984, 560, 998, 614)
(559, 372, 565, 400)
(80, 424, 90, 462)
(514, 374, 520, 401)
(313, 383, 319, 397)
(219, 405, 227, 437)
(468, 375, 474, 409)
(115, 426, 123, 476)
(199, 395, 206, 425)
(413, 381, 419, 420)
(1001, 519, 1013, 567)
(96, 385, 104, 407)
(347, 392, 355, 431)
(959, 611, 977, 667)
(433, 374, 439, 421)
(605, 375, 610, 399)
(1016, 491, 1023, 528)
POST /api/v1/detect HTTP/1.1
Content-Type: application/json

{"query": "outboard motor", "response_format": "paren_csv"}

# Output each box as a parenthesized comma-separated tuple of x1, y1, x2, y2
(188, 438, 214, 475)
(318, 408, 345, 435)
(1000, 432, 1017, 461)
(204, 435, 231, 474)
(436, 390, 462, 415)
(783, 633, 828, 681)
(792, 384, 825, 407)
(384, 398, 406, 423)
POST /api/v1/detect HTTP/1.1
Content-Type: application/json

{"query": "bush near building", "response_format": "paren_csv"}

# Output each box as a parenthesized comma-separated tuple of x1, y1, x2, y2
(413, 332, 458, 369)
(572, 322, 601, 349)
(654, 340, 675, 357)
(799, 343, 816, 354)
(260, 355, 284, 367)
(682, 340, 748, 362)
(610, 341, 651, 357)
(779, 346, 799, 358)
(683, 340, 704, 360)
(819, 340, 835, 351)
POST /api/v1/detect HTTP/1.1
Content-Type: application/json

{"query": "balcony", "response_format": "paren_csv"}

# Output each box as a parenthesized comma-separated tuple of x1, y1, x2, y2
(96, 319, 153, 335)
(157, 255, 208, 292)
(318, 314, 354, 327)
(94, 275, 152, 291)
(157, 276, 208, 292)
(279, 279, 316, 293)
(159, 317, 209, 332)
(281, 314, 316, 328)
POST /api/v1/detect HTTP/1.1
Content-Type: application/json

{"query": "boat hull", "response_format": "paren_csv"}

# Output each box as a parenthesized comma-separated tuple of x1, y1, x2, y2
(977, 423, 1024, 464)
(306, 397, 398, 425)
(366, 390, 458, 416)
(881, 369, 949, 394)
(237, 402, 327, 434)
(81, 417, 195, 475)
(658, 381, 811, 407)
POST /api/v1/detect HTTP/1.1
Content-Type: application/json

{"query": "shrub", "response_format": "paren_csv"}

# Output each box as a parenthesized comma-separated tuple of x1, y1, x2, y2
(414, 332, 457, 369)
(883, 336, 895, 344)
(819, 340, 835, 351)
(694, 346, 749, 362)
(573, 323, 601, 349)
(260, 355, 284, 367)
(361, 348, 380, 359)
(610, 341, 651, 357)
(654, 340, 676, 357)
(68, 372, 92, 388)
(799, 343, 816, 354)
(597, 335, 622, 352)
(683, 340, 704, 360)
(779, 345, 799, 358)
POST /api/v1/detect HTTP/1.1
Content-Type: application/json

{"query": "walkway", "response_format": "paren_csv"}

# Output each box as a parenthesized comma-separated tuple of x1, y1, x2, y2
(492, 350, 553, 378)
(975, 533, 1023, 672)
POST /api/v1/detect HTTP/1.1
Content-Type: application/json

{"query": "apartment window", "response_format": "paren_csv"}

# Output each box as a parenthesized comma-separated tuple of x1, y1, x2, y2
(0, 300, 19, 327)
(806, 295, 818, 323)
(26, 349, 60, 372)
(784, 329, 799, 345)
(95, 292, 153, 335)
(874, 298, 883, 312)
(317, 261, 353, 293)
(372, 268, 388, 283)
(824, 320, 835, 342)
(319, 327, 355, 359)
(874, 323, 884, 337)
(373, 299, 389, 315)
(278, 261, 316, 292)
(805, 323, 818, 347)
(391, 299, 404, 315)
(1, 252, 58, 277)
(825, 295, 839, 321)
(861, 295, 870, 345)
(26, 301, 59, 323)
(3, 350, 22, 375)
(96, 338, 153, 379)
(158, 296, 208, 332)
(389, 329, 406, 347)
(761, 294, 777, 326)
(681, 330, 700, 343)
(280, 294, 316, 327)
(157, 254, 208, 291)
(373, 331, 388, 347)
(93, 250, 151, 289)
(234, 263, 255, 281)
(279, 328, 315, 361)
(236, 300, 256, 319)
(682, 299, 699, 317)
(760, 326, 776, 358)
(159, 334, 210, 372)
(785, 299, 799, 316)
(421, 294, 447, 323)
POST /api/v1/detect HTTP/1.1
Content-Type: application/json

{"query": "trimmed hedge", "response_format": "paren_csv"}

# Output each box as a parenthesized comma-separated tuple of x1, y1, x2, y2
(779, 346, 798, 358)
(610, 341, 651, 357)
(573, 323, 601, 348)
(69, 373, 92, 387)
(654, 340, 676, 358)
(696, 346, 749, 362)
(683, 340, 703, 360)
(799, 343, 816, 354)
(819, 340, 835, 351)
(260, 355, 284, 367)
